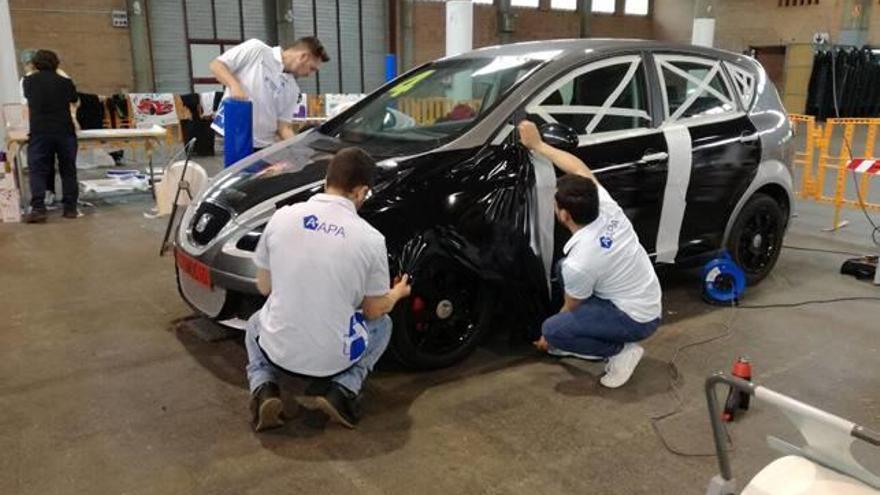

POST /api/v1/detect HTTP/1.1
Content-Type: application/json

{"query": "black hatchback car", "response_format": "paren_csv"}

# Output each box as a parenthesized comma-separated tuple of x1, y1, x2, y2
(175, 39, 794, 369)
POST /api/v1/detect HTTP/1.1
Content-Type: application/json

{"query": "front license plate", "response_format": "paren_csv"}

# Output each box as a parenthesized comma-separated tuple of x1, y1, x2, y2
(176, 249, 212, 288)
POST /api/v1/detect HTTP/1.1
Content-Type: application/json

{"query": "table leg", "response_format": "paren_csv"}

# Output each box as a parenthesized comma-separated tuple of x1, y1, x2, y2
(14, 142, 27, 213)
(147, 139, 156, 200)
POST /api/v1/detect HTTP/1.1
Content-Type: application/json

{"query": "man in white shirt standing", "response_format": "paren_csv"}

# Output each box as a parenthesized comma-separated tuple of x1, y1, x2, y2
(518, 121, 663, 389)
(246, 147, 411, 432)
(210, 36, 328, 151)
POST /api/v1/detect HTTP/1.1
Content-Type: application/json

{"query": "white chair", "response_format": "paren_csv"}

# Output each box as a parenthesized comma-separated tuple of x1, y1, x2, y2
(153, 159, 208, 217)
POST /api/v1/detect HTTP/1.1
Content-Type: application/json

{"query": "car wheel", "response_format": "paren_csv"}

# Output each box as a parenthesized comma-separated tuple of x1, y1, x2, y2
(389, 260, 493, 370)
(726, 193, 786, 285)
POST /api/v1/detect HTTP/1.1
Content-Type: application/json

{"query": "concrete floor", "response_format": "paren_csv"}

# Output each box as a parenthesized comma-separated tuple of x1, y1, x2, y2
(1, 188, 879, 494)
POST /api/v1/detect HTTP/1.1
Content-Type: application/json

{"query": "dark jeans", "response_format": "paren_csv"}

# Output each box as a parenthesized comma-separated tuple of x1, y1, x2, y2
(542, 297, 660, 358)
(28, 134, 78, 211)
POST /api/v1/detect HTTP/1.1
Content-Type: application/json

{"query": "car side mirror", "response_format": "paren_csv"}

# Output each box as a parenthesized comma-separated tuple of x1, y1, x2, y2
(539, 123, 579, 152)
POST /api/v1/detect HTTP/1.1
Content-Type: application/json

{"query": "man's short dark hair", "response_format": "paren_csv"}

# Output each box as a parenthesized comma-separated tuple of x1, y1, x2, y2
(31, 49, 60, 72)
(326, 147, 376, 192)
(288, 36, 330, 63)
(555, 174, 599, 226)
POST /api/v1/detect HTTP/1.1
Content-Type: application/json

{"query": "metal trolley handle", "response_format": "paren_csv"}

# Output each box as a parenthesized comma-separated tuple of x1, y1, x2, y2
(704, 372, 880, 495)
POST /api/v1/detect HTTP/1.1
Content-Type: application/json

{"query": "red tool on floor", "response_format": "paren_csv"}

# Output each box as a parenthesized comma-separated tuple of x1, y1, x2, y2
(722, 357, 752, 422)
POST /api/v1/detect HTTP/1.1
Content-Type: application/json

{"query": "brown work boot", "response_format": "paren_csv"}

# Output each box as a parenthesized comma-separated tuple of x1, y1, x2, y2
(249, 382, 284, 432)
(62, 209, 80, 219)
(25, 210, 48, 223)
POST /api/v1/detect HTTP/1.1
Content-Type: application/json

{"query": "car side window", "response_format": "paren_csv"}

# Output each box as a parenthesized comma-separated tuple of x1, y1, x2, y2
(724, 61, 757, 109)
(529, 56, 652, 137)
(655, 55, 737, 123)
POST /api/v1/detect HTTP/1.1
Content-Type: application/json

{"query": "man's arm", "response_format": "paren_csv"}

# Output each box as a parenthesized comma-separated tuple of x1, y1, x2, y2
(256, 268, 271, 296)
(68, 80, 80, 131)
(361, 275, 411, 320)
(560, 293, 582, 313)
(276, 120, 295, 141)
(517, 120, 597, 183)
(209, 59, 247, 100)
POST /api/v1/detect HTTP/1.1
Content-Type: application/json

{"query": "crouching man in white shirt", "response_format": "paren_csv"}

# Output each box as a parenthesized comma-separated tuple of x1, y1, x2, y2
(246, 147, 411, 431)
(519, 121, 663, 388)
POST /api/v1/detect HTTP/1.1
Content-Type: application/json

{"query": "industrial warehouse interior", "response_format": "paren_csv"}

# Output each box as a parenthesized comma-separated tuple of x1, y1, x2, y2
(2, 0, 880, 494)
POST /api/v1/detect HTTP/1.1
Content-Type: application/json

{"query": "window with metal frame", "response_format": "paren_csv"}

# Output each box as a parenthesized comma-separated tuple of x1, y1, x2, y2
(527, 56, 652, 137)
(655, 55, 737, 123)
(724, 62, 757, 110)
(592, 0, 616, 13)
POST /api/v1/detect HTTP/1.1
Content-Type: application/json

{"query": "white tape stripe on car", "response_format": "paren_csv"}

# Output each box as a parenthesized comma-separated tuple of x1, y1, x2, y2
(655, 124, 693, 263)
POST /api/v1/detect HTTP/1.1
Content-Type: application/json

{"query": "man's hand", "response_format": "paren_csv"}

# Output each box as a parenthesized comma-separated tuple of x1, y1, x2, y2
(391, 274, 412, 300)
(533, 335, 549, 352)
(518, 120, 544, 151)
(229, 86, 248, 100)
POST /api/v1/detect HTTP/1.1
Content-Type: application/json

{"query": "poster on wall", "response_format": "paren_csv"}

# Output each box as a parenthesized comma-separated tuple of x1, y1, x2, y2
(324, 94, 365, 118)
(128, 93, 179, 128)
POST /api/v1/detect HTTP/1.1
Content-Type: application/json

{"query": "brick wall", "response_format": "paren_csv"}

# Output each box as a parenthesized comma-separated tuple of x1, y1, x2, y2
(10, 0, 134, 95)
(411, 2, 653, 67)
(652, 0, 879, 53)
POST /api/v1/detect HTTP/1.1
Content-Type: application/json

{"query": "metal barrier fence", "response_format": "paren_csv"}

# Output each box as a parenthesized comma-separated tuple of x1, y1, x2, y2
(788, 114, 880, 230)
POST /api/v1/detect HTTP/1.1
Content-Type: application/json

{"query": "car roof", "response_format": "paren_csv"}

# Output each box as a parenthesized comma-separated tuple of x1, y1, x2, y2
(458, 38, 746, 65)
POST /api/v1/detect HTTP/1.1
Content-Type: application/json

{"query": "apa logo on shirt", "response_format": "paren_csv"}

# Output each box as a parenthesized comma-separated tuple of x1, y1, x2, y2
(599, 219, 619, 249)
(303, 214, 346, 237)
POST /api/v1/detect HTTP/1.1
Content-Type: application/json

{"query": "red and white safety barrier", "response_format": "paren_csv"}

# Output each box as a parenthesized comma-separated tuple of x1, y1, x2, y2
(846, 158, 880, 175)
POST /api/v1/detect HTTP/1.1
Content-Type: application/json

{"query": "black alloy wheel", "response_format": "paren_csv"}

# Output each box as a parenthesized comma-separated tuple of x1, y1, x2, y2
(390, 260, 493, 369)
(726, 193, 786, 285)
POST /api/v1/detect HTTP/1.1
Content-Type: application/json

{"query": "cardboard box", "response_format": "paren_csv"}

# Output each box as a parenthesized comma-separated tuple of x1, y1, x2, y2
(0, 160, 21, 223)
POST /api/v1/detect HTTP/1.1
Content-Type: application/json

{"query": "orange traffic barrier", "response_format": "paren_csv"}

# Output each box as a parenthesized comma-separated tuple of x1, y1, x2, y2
(791, 114, 880, 230)
(789, 114, 819, 199)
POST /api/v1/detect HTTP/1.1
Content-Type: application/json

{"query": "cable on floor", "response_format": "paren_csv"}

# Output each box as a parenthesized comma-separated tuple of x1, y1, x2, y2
(651, 295, 880, 457)
(782, 244, 867, 257)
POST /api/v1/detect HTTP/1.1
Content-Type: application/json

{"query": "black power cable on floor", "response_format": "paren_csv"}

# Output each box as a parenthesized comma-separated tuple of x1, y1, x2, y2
(650, 296, 880, 458)
(782, 244, 867, 257)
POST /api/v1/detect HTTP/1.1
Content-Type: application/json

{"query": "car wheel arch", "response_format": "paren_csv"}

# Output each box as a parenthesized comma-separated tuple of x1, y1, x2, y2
(722, 158, 794, 248)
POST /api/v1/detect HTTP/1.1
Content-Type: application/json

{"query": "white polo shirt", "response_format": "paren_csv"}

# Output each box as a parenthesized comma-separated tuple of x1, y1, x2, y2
(561, 184, 662, 323)
(212, 39, 301, 148)
(253, 194, 391, 376)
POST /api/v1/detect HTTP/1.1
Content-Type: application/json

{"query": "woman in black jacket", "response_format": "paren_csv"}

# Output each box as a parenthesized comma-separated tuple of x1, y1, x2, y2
(22, 50, 79, 223)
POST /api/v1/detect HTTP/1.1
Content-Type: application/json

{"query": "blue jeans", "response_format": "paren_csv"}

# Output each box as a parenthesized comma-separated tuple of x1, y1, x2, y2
(541, 297, 659, 358)
(245, 313, 392, 396)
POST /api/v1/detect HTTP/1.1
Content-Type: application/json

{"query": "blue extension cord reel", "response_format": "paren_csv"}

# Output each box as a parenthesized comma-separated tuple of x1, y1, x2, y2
(701, 251, 747, 305)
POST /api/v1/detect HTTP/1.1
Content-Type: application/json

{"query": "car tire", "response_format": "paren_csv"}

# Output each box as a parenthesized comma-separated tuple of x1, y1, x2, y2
(726, 193, 786, 285)
(389, 259, 494, 370)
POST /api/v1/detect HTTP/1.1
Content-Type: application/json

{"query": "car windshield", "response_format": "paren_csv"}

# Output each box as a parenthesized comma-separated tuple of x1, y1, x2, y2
(322, 55, 548, 152)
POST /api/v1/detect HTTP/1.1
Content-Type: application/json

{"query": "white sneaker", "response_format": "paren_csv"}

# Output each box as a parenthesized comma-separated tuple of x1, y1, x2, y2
(547, 347, 604, 361)
(600, 343, 644, 388)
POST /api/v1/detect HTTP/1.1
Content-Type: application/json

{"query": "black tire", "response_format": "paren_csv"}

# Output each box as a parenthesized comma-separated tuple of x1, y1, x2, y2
(726, 193, 786, 285)
(389, 259, 493, 370)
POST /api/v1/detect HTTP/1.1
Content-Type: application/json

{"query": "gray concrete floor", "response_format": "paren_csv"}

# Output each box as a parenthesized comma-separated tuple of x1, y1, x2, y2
(1, 184, 879, 493)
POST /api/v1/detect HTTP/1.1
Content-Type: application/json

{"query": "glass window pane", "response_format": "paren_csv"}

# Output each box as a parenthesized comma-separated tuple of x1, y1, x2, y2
(662, 61, 734, 119)
(624, 0, 649, 15)
(543, 61, 650, 134)
(551, 0, 577, 10)
(511, 0, 539, 7)
(190, 44, 222, 79)
(592, 0, 616, 13)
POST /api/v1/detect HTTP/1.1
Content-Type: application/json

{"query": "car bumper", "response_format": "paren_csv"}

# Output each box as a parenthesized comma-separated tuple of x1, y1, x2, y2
(176, 261, 261, 321)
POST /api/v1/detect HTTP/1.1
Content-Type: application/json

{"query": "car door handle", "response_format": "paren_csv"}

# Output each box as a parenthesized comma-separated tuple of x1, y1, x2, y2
(637, 151, 668, 165)
(740, 132, 760, 144)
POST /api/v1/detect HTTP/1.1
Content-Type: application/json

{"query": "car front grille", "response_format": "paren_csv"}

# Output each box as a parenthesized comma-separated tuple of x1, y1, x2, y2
(190, 202, 231, 246)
